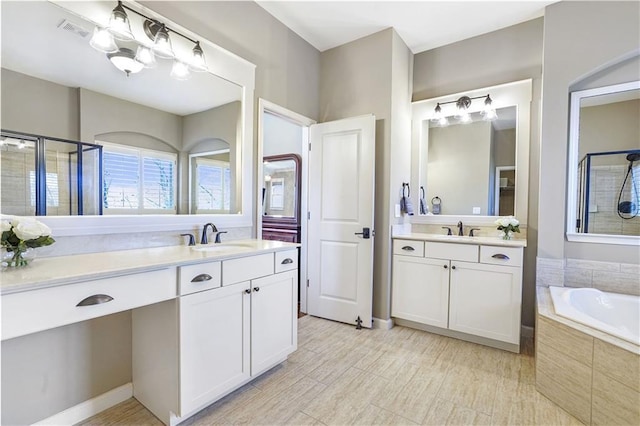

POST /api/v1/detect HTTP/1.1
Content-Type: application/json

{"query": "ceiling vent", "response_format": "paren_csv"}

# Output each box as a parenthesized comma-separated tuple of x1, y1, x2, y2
(57, 19, 90, 39)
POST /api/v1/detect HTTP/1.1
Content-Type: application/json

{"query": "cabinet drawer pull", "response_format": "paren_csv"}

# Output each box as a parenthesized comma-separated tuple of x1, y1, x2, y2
(491, 254, 510, 260)
(76, 294, 114, 307)
(281, 258, 294, 265)
(191, 274, 213, 283)
(443, 264, 448, 269)
(253, 287, 260, 292)
(401, 246, 415, 251)
(451, 265, 456, 270)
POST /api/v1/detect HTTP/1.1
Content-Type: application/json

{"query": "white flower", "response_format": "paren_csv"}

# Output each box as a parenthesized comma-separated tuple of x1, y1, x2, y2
(1, 220, 11, 233)
(495, 216, 519, 228)
(13, 219, 52, 241)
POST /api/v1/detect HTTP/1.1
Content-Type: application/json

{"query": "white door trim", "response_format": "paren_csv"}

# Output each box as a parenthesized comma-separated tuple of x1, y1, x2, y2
(257, 99, 316, 313)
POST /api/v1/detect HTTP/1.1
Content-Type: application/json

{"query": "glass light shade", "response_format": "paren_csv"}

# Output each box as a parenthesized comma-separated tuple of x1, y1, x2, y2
(458, 110, 472, 123)
(437, 116, 449, 127)
(189, 42, 208, 72)
(483, 108, 498, 120)
(135, 46, 157, 68)
(89, 27, 118, 53)
(170, 60, 191, 80)
(152, 25, 174, 59)
(431, 103, 444, 122)
(107, 2, 134, 41)
(108, 48, 144, 76)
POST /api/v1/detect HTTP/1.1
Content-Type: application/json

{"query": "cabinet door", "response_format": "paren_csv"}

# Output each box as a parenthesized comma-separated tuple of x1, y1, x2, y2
(391, 256, 450, 328)
(448, 262, 522, 344)
(250, 270, 297, 376)
(179, 282, 251, 415)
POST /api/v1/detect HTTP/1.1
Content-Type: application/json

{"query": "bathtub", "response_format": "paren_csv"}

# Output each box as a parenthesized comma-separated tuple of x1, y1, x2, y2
(549, 286, 640, 346)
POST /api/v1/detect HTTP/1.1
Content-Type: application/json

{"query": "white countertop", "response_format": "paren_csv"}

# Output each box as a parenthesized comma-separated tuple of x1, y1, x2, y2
(0, 240, 299, 295)
(393, 232, 527, 248)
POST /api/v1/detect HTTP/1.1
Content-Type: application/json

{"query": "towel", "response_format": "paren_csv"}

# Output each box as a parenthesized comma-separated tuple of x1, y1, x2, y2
(401, 196, 414, 215)
(419, 186, 427, 215)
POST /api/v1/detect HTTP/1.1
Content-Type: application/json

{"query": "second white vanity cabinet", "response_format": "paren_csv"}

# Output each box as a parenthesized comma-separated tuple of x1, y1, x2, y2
(392, 237, 524, 352)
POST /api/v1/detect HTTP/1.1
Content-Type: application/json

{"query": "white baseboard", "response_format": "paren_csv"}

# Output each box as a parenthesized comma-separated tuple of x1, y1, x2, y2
(34, 383, 133, 425)
(521, 325, 534, 338)
(372, 317, 394, 330)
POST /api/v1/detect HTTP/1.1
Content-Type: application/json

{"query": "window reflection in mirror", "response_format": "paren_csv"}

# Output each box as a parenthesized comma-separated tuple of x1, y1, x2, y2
(189, 145, 233, 214)
(423, 106, 516, 216)
(0, 0, 243, 216)
(572, 85, 640, 236)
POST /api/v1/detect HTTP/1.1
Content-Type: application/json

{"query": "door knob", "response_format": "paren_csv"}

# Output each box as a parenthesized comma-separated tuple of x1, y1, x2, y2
(354, 227, 371, 239)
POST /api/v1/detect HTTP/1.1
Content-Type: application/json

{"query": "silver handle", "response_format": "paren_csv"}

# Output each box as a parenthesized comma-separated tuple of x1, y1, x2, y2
(281, 258, 293, 265)
(401, 246, 415, 251)
(491, 254, 510, 260)
(76, 294, 114, 307)
(191, 273, 213, 283)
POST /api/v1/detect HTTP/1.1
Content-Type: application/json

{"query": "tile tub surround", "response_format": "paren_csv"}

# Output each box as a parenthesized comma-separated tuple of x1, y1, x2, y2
(81, 315, 582, 426)
(536, 287, 640, 425)
(536, 257, 640, 296)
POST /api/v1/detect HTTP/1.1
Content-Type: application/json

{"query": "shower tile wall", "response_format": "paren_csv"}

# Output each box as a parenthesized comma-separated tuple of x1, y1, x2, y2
(588, 165, 639, 236)
(1, 148, 35, 216)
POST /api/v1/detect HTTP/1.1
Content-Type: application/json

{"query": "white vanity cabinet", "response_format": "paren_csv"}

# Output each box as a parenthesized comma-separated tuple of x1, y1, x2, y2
(133, 249, 299, 425)
(392, 238, 523, 352)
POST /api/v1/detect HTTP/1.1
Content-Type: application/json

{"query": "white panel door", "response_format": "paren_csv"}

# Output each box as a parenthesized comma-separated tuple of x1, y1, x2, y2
(179, 282, 251, 415)
(308, 115, 376, 327)
(250, 270, 298, 376)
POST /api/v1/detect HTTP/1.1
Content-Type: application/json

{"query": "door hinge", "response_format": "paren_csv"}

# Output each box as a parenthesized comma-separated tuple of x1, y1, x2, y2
(306, 279, 309, 287)
(308, 142, 311, 151)
(307, 211, 311, 220)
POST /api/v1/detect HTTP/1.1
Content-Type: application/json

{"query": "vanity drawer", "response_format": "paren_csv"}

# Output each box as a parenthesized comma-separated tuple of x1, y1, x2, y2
(425, 242, 478, 262)
(480, 245, 523, 267)
(1, 268, 177, 341)
(393, 240, 425, 257)
(179, 261, 222, 295)
(222, 253, 274, 286)
(275, 249, 298, 274)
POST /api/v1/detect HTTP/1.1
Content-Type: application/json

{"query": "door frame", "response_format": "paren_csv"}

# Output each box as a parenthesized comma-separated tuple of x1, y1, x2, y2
(257, 99, 316, 313)
(494, 165, 515, 215)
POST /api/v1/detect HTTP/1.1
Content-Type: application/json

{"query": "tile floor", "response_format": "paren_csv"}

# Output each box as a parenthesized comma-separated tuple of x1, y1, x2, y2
(79, 316, 583, 425)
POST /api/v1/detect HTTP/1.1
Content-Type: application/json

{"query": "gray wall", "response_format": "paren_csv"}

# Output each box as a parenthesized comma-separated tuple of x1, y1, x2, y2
(1, 68, 79, 140)
(263, 112, 304, 157)
(538, 0, 640, 263)
(412, 18, 544, 327)
(319, 28, 413, 321)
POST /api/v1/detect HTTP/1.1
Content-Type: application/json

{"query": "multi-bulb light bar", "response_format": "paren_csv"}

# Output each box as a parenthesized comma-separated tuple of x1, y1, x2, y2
(89, 1, 207, 80)
(431, 94, 497, 127)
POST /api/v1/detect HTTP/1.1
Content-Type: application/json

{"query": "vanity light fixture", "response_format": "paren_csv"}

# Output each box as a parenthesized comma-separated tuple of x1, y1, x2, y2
(89, 1, 208, 78)
(431, 94, 498, 126)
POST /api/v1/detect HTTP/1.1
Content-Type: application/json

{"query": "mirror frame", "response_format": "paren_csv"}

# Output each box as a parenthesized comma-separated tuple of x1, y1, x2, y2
(262, 153, 302, 226)
(30, 0, 256, 236)
(411, 79, 532, 225)
(566, 80, 640, 246)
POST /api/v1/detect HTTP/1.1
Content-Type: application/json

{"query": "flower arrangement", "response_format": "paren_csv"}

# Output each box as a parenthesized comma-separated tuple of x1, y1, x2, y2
(495, 216, 520, 240)
(1, 216, 55, 268)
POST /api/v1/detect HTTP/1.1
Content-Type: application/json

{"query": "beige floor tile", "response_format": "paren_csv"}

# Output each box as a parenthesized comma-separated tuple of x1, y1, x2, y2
(423, 398, 491, 425)
(354, 404, 419, 425)
(281, 411, 323, 425)
(436, 364, 500, 415)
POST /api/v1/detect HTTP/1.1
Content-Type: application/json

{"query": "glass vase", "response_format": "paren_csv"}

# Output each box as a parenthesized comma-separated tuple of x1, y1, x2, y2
(1, 247, 36, 269)
(501, 230, 513, 240)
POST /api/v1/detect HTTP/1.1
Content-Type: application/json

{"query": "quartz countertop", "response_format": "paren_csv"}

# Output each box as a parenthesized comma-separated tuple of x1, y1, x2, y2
(0, 240, 299, 295)
(393, 232, 527, 248)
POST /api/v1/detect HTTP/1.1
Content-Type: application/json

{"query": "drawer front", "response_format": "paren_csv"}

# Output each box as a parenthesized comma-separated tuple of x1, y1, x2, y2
(480, 245, 523, 267)
(223, 253, 274, 286)
(275, 249, 298, 274)
(2, 268, 177, 341)
(425, 242, 478, 262)
(393, 239, 425, 257)
(179, 262, 222, 295)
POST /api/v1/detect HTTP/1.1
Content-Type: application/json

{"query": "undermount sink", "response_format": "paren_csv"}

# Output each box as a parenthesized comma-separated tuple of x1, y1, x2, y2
(191, 243, 254, 252)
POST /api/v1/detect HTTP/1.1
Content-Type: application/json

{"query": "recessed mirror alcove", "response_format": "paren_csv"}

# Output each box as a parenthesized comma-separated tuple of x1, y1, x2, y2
(566, 79, 640, 245)
(0, 0, 255, 235)
(411, 79, 532, 225)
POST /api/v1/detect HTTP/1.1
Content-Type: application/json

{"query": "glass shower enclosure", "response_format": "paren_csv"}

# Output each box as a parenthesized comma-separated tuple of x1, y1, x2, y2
(1, 130, 103, 216)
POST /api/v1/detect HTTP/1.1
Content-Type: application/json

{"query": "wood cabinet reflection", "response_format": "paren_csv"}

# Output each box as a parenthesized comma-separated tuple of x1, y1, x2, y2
(262, 154, 301, 243)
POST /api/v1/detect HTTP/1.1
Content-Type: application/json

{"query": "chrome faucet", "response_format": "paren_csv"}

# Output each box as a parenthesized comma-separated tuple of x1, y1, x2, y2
(457, 221, 464, 236)
(200, 223, 218, 244)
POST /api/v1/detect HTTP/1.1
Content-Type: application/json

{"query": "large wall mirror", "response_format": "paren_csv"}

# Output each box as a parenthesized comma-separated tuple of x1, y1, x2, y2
(411, 79, 532, 225)
(566, 80, 640, 245)
(0, 0, 255, 235)
(261, 154, 301, 243)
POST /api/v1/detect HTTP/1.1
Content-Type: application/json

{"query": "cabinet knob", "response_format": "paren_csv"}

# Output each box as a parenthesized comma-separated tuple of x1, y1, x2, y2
(244, 289, 252, 294)
(443, 265, 448, 269)
(76, 294, 114, 307)
(191, 273, 213, 283)
(451, 265, 456, 270)
(253, 287, 260, 292)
